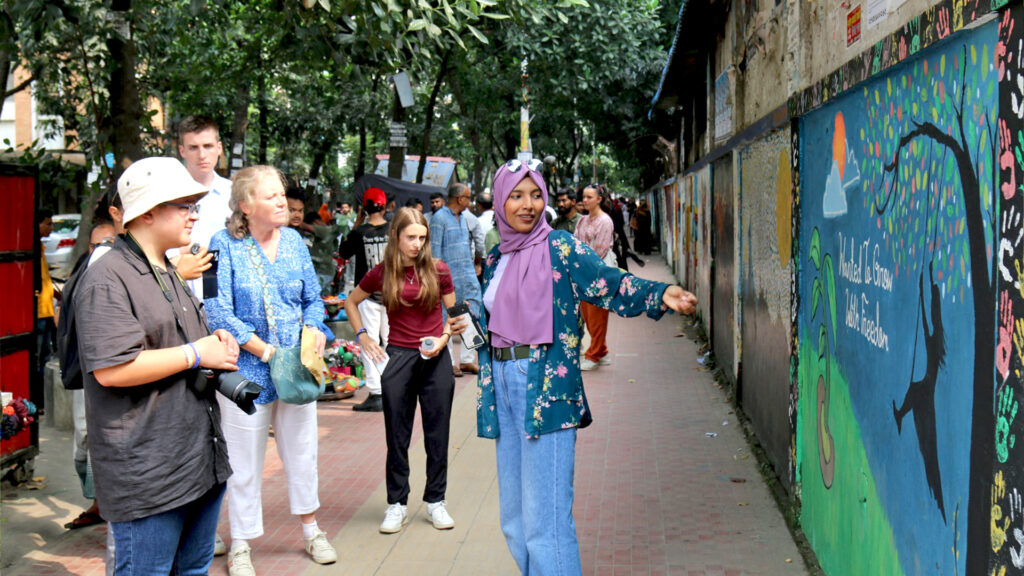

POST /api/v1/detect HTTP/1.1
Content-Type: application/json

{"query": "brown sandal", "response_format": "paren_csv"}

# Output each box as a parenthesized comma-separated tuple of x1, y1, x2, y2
(65, 510, 104, 530)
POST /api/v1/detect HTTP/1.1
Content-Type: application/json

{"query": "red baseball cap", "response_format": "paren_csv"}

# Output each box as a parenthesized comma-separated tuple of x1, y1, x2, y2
(362, 187, 387, 208)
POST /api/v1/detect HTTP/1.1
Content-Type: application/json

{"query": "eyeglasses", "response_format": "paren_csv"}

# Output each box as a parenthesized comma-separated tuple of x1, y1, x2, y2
(505, 158, 543, 173)
(163, 201, 200, 216)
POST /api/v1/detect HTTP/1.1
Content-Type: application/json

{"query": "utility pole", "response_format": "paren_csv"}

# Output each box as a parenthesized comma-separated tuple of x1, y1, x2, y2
(388, 72, 413, 180)
(519, 57, 532, 162)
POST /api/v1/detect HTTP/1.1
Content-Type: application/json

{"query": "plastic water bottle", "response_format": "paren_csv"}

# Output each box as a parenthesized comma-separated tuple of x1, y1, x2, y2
(420, 338, 436, 360)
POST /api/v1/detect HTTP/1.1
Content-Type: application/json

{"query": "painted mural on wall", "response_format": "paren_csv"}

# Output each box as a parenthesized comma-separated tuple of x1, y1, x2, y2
(798, 20, 997, 576)
(790, 0, 1007, 117)
(740, 128, 795, 490)
(990, 5, 1024, 575)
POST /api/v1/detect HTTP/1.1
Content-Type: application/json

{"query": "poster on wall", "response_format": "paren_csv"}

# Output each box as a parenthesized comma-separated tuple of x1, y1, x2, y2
(847, 5, 862, 46)
(798, 20, 998, 576)
(714, 68, 733, 144)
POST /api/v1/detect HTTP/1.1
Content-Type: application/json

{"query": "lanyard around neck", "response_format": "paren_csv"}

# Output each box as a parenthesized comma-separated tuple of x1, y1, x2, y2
(122, 232, 203, 340)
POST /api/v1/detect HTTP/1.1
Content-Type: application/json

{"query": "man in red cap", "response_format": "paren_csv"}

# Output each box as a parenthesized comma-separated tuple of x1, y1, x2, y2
(338, 187, 390, 411)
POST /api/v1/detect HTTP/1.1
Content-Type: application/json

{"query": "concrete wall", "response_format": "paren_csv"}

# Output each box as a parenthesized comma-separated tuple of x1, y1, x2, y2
(796, 20, 996, 575)
(739, 127, 794, 491)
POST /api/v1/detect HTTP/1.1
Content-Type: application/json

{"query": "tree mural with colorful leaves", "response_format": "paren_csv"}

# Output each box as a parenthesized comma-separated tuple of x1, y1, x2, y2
(860, 41, 996, 574)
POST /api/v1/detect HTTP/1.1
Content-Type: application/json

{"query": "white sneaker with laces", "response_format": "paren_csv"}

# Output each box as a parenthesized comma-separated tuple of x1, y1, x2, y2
(304, 529, 337, 564)
(598, 356, 611, 366)
(580, 358, 598, 371)
(227, 544, 255, 576)
(214, 533, 227, 556)
(380, 503, 408, 534)
(426, 500, 455, 530)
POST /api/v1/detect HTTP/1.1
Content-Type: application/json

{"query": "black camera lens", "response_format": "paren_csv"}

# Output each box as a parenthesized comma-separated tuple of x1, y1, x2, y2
(208, 370, 262, 415)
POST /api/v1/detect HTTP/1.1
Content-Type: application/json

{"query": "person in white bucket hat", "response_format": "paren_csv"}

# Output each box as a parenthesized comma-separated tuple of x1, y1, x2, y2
(73, 156, 241, 575)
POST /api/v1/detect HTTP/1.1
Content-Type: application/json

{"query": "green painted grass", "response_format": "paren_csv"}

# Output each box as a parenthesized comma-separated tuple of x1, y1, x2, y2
(798, 340, 904, 576)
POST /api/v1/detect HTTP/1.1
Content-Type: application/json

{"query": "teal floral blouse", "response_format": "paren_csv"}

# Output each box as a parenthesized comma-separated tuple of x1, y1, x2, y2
(476, 230, 670, 439)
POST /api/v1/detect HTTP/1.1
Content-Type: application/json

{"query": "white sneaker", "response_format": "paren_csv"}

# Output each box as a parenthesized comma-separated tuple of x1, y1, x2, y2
(304, 529, 337, 564)
(214, 533, 227, 556)
(426, 500, 455, 530)
(227, 544, 255, 576)
(598, 356, 611, 366)
(380, 503, 408, 534)
(580, 358, 598, 371)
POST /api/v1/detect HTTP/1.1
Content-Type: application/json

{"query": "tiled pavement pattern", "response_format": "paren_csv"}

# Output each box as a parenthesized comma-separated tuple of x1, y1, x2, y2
(2, 256, 810, 576)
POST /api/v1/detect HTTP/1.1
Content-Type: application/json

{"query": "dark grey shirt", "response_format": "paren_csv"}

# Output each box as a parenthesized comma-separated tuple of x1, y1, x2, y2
(74, 237, 231, 523)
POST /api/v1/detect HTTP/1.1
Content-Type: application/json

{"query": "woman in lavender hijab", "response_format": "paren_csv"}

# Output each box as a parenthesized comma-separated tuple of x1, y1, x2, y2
(476, 159, 697, 574)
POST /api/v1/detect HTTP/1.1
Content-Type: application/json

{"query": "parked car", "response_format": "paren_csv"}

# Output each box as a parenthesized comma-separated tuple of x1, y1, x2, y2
(42, 213, 81, 271)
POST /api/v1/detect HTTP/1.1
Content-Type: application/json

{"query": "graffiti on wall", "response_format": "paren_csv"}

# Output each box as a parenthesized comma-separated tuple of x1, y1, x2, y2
(799, 20, 997, 576)
(990, 5, 1024, 575)
(695, 167, 713, 326)
(790, 0, 1007, 117)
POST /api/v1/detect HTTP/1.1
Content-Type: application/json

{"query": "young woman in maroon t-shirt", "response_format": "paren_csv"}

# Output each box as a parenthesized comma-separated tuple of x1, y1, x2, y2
(344, 207, 465, 535)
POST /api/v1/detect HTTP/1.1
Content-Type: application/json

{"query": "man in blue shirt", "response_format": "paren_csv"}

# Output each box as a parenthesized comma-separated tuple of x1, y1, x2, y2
(429, 183, 481, 376)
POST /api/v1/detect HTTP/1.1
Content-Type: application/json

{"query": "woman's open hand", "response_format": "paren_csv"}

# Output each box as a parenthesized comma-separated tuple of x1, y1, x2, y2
(359, 333, 386, 363)
(662, 286, 697, 315)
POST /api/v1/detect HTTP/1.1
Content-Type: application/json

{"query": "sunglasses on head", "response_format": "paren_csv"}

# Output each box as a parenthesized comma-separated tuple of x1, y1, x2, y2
(505, 158, 543, 173)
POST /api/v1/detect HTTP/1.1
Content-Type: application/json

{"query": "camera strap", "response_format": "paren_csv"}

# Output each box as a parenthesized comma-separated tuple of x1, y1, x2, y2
(122, 232, 208, 343)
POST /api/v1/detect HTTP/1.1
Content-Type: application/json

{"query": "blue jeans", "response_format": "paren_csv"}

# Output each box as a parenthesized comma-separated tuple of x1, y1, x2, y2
(493, 358, 581, 576)
(110, 482, 226, 575)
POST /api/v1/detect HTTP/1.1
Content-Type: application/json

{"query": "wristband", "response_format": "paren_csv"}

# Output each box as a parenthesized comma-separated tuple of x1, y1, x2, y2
(186, 342, 200, 370)
(260, 345, 274, 363)
(181, 345, 193, 369)
(356, 328, 368, 340)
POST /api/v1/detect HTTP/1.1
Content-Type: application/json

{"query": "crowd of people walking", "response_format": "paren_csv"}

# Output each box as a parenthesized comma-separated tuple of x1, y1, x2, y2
(52, 114, 695, 576)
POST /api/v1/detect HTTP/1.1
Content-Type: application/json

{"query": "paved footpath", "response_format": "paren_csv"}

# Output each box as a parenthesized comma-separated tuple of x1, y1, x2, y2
(2, 256, 810, 576)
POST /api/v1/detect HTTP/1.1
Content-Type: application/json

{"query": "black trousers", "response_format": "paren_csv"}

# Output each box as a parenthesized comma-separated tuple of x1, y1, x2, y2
(381, 345, 456, 505)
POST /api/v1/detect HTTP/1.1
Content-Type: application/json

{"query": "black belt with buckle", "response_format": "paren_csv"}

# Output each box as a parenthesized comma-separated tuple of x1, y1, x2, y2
(492, 345, 531, 361)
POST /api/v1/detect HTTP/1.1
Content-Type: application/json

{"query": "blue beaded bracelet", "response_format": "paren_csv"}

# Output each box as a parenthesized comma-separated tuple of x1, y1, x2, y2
(187, 342, 200, 370)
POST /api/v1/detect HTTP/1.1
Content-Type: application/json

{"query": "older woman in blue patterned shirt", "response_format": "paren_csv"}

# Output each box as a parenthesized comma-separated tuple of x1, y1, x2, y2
(205, 165, 336, 576)
(478, 159, 696, 575)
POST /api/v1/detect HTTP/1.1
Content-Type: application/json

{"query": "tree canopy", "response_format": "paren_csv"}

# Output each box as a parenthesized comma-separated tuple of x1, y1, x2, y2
(4, 0, 683, 207)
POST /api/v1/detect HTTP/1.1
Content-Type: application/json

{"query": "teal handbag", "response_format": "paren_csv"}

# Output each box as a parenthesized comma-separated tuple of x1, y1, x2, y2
(246, 236, 325, 405)
(268, 344, 322, 404)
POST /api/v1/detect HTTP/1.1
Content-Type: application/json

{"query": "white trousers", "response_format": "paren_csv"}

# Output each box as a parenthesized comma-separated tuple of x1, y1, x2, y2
(217, 396, 320, 540)
(72, 389, 88, 463)
(358, 299, 389, 395)
(447, 334, 478, 365)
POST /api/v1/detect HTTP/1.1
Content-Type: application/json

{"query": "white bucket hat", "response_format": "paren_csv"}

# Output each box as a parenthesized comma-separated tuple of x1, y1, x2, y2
(118, 157, 209, 224)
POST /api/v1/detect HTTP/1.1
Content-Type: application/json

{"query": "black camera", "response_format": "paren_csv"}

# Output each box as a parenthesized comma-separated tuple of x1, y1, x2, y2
(201, 369, 262, 415)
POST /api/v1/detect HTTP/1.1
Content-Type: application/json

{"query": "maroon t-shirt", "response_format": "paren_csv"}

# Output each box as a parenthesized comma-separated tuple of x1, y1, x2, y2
(359, 260, 454, 349)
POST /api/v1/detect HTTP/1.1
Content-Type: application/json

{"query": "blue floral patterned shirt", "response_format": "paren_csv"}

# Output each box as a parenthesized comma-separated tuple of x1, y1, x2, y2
(205, 227, 326, 404)
(476, 230, 670, 439)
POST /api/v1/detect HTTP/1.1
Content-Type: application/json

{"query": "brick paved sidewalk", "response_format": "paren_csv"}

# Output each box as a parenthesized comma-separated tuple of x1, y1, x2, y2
(2, 256, 809, 576)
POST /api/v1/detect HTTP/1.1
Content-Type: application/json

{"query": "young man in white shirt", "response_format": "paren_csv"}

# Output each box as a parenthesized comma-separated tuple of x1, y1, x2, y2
(172, 115, 234, 301)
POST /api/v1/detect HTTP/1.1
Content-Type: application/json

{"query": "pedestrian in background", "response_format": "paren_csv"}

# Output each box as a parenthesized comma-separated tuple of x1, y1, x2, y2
(574, 183, 615, 371)
(477, 159, 696, 574)
(36, 209, 55, 379)
(430, 182, 482, 377)
(344, 207, 464, 534)
(204, 165, 337, 576)
(339, 187, 392, 412)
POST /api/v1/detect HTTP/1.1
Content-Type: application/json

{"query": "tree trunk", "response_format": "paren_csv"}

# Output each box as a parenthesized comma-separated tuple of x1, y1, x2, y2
(416, 50, 451, 184)
(228, 80, 250, 175)
(306, 135, 334, 200)
(0, 9, 14, 120)
(106, 0, 145, 175)
(257, 72, 268, 164)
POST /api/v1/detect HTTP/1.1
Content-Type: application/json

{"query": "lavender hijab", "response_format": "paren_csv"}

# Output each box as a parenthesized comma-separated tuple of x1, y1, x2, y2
(488, 163, 554, 347)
